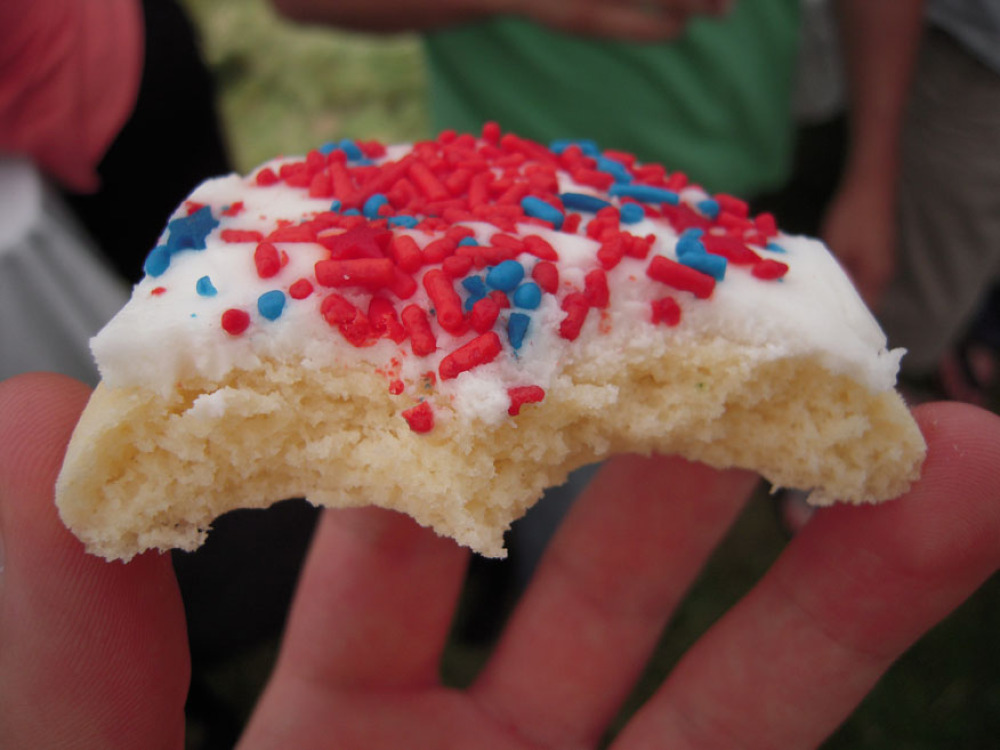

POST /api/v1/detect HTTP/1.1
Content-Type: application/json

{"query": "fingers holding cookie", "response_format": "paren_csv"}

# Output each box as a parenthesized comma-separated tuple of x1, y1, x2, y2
(471, 454, 758, 749)
(0, 373, 189, 749)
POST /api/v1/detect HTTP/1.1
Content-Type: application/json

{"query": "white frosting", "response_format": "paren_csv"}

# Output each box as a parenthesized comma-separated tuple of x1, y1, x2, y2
(91, 140, 903, 424)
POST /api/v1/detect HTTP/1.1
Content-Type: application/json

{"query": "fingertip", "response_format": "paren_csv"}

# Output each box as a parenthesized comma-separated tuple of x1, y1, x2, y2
(0, 372, 189, 748)
(801, 400, 1000, 597)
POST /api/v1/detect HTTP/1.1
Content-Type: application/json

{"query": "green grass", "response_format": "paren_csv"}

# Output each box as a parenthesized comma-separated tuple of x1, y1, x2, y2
(179, 3, 999, 748)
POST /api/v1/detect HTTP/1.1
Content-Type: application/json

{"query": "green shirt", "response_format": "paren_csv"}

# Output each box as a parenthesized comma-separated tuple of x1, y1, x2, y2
(425, 0, 800, 196)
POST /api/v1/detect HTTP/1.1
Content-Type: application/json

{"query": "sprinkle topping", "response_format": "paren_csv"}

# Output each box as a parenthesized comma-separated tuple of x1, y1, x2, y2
(140, 125, 791, 432)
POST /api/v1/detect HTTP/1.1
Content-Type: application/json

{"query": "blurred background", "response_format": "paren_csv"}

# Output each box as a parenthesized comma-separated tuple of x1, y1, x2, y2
(175, 1, 1000, 748)
(183, 0, 430, 173)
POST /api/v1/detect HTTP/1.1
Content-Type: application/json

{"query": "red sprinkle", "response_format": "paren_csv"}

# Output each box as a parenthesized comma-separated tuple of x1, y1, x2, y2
(507, 385, 545, 415)
(289, 278, 314, 299)
(646, 256, 716, 299)
(469, 296, 500, 333)
(488, 290, 510, 308)
(702, 234, 761, 265)
(221, 308, 251, 336)
(755, 212, 778, 237)
(442, 254, 474, 278)
(439, 331, 502, 380)
(369, 296, 407, 343)
(401, 305, 437, 356)
(389, 379, 405, 395)
(150, 286, 167, 296)
(651, 296, 682, 326)
(532, 261, 559, 293)
(254, 242, 282, 278)
(422, 269, 465, 333)
(716, 193, 749, 218)
(408, 160, 449, 201)
(255, 168, 279, 186)
(401, 401, 434, 433)
(389, 268, 418, 300)
(559, 292, 591, 341)
(752, 259, 790, 280)
(390, 234, 424, 273)
(315, 258, 395, 290)
(222, 229, 264, 243)
(267, 224, 317, 243)
(482, 121, 502, 144)
(422, 236, 458, 264)
(523, 234, 558, 260)
(597, 235, 625, 270)
(321, 294, 373, 346)
(584, 268, 610, 308)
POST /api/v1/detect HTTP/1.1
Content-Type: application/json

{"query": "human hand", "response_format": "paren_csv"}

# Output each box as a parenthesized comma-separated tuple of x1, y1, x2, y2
(2, 372, 998, 749)
(821, 176, 898, 310)
(273, 0, 733, 41)
(505, 0, 734, 42)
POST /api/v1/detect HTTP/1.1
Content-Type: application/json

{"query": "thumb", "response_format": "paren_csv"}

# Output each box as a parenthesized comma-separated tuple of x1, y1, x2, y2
(0, 373, 189, 749)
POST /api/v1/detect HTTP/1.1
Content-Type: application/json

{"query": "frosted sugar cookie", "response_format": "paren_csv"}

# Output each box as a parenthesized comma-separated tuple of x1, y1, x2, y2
(55, 126, 925, 560)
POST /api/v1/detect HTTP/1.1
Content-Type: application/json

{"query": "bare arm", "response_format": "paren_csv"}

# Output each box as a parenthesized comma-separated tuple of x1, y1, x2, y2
(822, 0, 925, 306)
(271, 0, 734, 41)
(835, 0, 924, 202)
(271, 0, 498, 33)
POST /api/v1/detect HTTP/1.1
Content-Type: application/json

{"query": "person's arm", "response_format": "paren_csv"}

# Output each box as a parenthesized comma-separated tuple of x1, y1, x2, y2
(822, 0, 925, 307)
(271, 0, 733, 41)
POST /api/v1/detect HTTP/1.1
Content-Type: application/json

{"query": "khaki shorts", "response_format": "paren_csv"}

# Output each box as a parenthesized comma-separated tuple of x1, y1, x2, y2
(879, 27, 1000, 376)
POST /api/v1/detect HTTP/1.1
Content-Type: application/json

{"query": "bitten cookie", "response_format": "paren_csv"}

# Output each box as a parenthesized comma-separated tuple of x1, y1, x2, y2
(55, 126, 926, 561)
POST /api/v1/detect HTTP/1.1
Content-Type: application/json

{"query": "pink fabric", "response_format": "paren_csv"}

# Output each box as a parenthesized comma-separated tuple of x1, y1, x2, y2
(0, 0, 144, 191)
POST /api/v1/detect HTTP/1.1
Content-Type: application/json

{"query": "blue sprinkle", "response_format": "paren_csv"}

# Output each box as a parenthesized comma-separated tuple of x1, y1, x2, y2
(196, 276, 218, 297)
(767, 241, 787, 254)
(512, 282, 542, 310)
(257, 290, 286, 321)
(462, 276, 487, 310)
(342, 208, 361, 217)
(458, 236, 479, 247)
(339, 139, 364, 161)
(680, 252, 727, 280)
(560, 192, 611, 213)
(319, 142, 337, 155)
(550, 139, 600, 157)
(595, 157, 632, 184)
(486, 260, 525, 292)
(363, 193, 388, 219)
(609, 184, 680, 205)
(620, 202, 645, 225)
(165, 206, 218, 253)
(507, 312, 530, 349)
(682, 227, 705, 238)
(521, 196, 564, 230)
(697, 198, 720, 219)
(462, 276, 487, 296)
(388, 215, 419, 228)
(330, 199, 343, 212)
(676, 233, 706, 259)
(143, 246, 171, 278)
